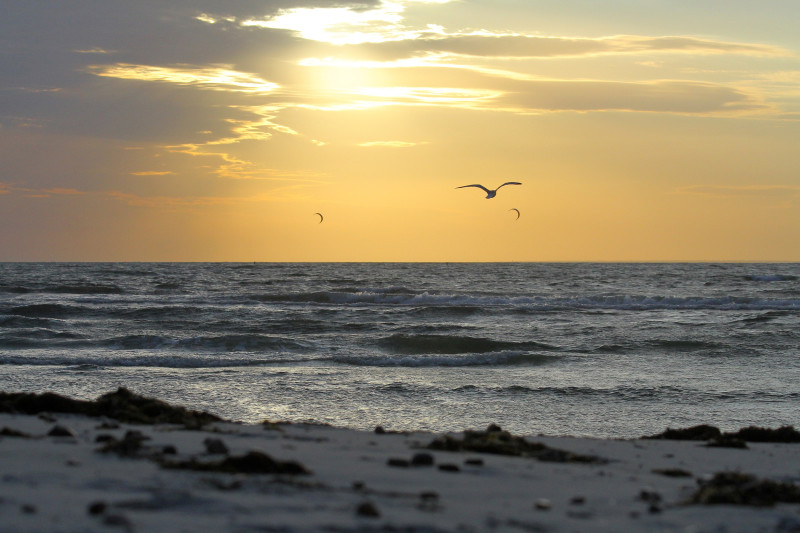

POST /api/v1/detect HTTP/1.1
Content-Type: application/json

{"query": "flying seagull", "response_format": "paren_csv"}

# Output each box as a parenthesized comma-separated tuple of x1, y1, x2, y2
(456, 181, 521, 199)
(314, 212, 323, 223)
(509, 208, 520, 220)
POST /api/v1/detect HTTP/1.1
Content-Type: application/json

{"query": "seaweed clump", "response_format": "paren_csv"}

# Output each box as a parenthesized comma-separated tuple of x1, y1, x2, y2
(425, 424, 605, 464)
(643, 425, 721, 441)
(0, 388, 222, 428)
(689, 472, 800, 506)
(728, 426, 800, 443)
(643, 424, 800, 444)
(161, 451, 310, 475)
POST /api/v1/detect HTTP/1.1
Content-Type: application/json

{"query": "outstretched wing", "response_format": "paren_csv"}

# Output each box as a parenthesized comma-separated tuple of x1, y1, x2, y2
(496, 182, 522, 190)
(456, 184, 491, 194)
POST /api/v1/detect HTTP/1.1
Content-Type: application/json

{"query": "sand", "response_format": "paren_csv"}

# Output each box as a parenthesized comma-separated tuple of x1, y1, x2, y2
(1, 392, 799, 532)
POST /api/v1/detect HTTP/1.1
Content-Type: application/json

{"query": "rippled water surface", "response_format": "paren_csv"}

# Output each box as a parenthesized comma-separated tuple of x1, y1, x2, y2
(1, 262, 798, 437)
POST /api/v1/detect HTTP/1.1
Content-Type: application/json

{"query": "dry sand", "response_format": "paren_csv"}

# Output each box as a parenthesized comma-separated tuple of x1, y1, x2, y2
(1, 391, 799, 532)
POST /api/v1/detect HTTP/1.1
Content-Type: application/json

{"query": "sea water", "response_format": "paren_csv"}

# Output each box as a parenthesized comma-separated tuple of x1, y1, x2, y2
(0, 262, 798, 438)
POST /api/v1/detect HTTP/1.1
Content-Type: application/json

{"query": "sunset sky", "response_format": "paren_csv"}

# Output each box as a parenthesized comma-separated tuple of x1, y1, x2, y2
(2, 0, 800, 261)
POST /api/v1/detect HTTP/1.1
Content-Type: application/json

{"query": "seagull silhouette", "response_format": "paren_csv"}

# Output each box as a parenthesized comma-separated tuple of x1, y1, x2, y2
(314, 212, 323, 223)
(456, 181, 521, 199)
(509, 208, 520, 220)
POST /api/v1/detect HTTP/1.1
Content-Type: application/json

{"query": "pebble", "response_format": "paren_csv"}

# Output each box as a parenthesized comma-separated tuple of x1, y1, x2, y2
(411, 453, 435, 466)
(534, 498, 552, 510)
(48, 425, 76, 438)
(356, 501, 380, 518)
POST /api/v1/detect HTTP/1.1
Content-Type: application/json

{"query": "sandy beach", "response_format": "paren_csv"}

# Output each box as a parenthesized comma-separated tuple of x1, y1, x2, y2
(1, 389, 799, 533)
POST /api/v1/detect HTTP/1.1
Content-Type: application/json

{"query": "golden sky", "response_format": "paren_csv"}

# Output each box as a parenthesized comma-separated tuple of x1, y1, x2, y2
(2, 0, 800, 261)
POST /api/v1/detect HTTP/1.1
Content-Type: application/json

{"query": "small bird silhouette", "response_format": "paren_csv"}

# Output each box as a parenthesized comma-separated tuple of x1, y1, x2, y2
(314, 212, 323, 223)
(509, 208, 520, 220)
(456, 182, 521, 199)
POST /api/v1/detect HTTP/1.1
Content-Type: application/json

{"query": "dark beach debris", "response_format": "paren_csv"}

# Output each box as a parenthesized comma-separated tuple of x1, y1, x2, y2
(356, 501, 380, 518)
(47, 424, 77, 438)
(0, 426, 31, 438)
(203, 437, 229, 455)
(438, 463, 460, 473)
(0, 388, 222, 428)
(652, 468, 693, 478)
(639, 488, 663, 513)
(464, 458, 484, 466)
(643, 425, 721, 441)
(727, 425, 800, 443)
(425, 425, 606, 464)
(411, 452, 435, 466)
(98, 430, 152, 457)
(160, 450, 310, 475)
(643, 424, 800, 444)
(387, 458, 411, 468)
(87, 501, 107, 516)
(689, 472, 800, 506)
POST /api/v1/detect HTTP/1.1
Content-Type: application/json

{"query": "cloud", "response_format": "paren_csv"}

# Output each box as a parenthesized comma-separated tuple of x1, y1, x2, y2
(86, 64, 280, 95)
(495, 79, 768, 115)
(323, 33, 790, 62)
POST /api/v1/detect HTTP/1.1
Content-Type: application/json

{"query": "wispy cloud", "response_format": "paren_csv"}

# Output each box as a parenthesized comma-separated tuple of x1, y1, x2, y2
(86, 64, 279, 95)
(343, 33, 790, 61)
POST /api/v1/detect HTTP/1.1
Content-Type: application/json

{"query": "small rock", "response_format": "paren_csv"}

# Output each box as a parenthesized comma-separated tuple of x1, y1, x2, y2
(204, 438, 228, 455)
(486, 423, 503, 433)
(464, 458, 484, 466)
(438, 463, 460, 472)
(352, 481, 365, 491)
(374, 426, 386, 434)
(88, 501, 107, 515)
(21, 504, 37, 514)
(534, 498, 551, 510)
(411, 453, 435, 466)
(356, 501, 380, 518)
(570, 496, 586, 505)
(387, 458, 410, 468)
(162, 444, 178, 455)
(48, 425, 76, 438)
(0, 427, 30, 438)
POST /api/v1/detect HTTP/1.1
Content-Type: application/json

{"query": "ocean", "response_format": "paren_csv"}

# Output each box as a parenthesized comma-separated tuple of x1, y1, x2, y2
(0, 262, 798, 438)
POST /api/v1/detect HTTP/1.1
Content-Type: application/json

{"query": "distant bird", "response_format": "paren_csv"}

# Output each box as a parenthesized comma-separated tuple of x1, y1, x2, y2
(509, 208, 520, 220)
(456, 182, 521, 199)
(314, 212, 323, 223)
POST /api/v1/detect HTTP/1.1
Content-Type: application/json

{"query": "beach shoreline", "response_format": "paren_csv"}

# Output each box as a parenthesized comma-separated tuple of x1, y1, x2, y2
(1, 389, 799, 532)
